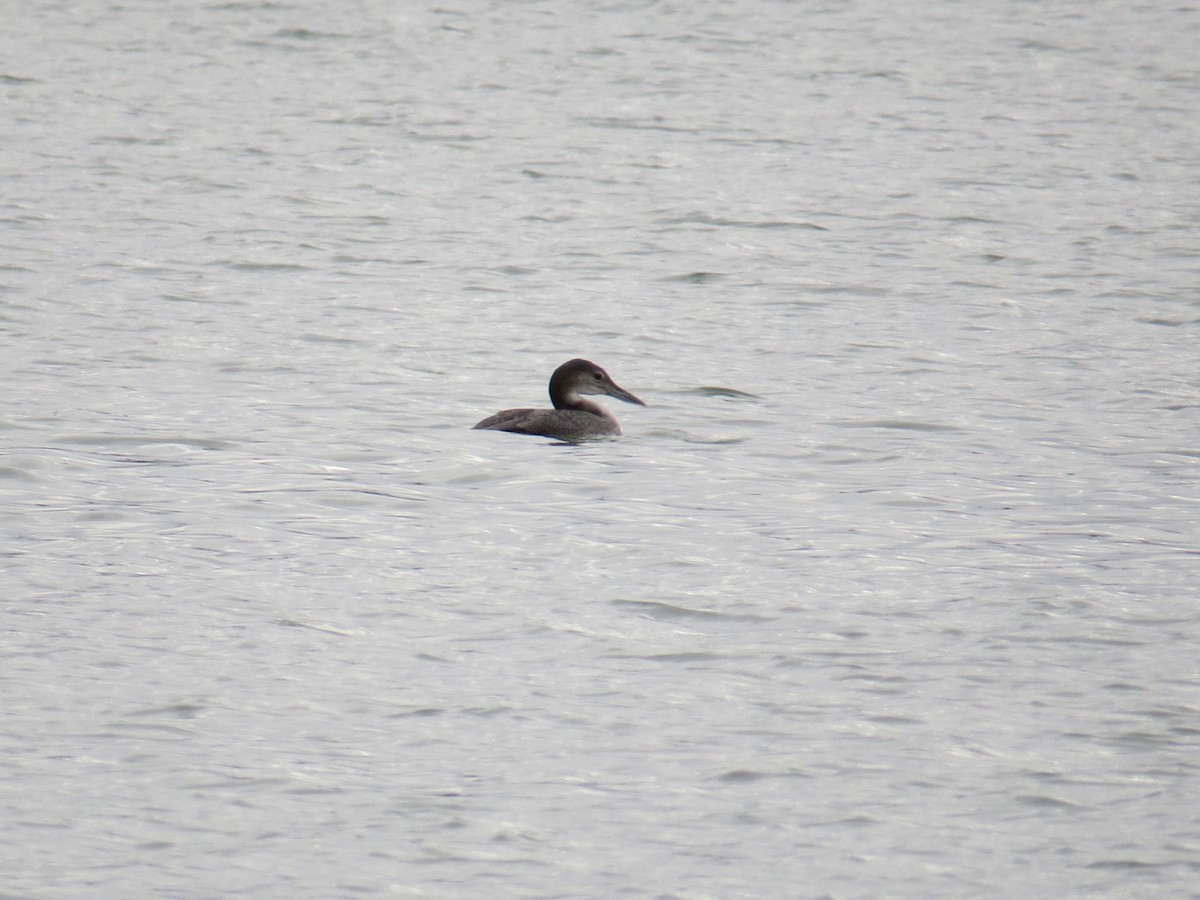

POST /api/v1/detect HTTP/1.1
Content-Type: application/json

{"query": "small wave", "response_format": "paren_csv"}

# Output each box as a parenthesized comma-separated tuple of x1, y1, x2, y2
(612, 599, 770, 622)
(689, 386, 761, 400)
(830, 418, 963, 432)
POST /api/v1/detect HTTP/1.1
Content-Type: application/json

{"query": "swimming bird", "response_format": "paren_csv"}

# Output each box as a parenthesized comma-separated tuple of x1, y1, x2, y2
(473, 358, 646, 441)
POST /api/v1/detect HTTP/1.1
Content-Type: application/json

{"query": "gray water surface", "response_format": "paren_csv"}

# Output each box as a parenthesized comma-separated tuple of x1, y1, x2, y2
(3, 1, 1199, 897)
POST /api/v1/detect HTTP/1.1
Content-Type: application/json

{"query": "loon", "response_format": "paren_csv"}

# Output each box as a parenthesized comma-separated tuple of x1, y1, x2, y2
(473, 359, 646, 440)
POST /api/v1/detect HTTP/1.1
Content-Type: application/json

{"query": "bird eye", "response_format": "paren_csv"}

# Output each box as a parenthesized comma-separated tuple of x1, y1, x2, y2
(594, 372, 602, 380)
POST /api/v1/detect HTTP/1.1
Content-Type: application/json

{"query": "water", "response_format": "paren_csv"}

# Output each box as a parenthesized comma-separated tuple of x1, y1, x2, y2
(3, 1, 1198, 897)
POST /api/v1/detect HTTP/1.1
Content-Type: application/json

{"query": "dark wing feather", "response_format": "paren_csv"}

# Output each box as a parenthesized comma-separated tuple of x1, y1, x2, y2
(473, 408, 618, 439)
